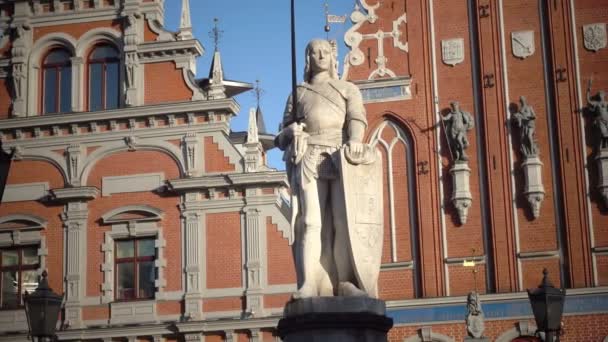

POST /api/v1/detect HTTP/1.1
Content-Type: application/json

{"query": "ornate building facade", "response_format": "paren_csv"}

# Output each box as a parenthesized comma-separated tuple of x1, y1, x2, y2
(0, 0, 607, 341)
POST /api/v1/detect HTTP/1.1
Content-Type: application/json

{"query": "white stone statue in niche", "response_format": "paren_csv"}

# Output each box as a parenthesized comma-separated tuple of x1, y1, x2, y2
(512, 96, 539, 158)
(275, 39, 383, 299)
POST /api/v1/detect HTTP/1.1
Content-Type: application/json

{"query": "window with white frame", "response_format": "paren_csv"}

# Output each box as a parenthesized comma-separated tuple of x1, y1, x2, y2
(100, 206, 166, 303)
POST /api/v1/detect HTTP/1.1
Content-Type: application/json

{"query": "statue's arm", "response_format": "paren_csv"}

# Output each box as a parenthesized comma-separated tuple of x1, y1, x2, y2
(345, 83, 368, 144)
(275, 94, 296, 151)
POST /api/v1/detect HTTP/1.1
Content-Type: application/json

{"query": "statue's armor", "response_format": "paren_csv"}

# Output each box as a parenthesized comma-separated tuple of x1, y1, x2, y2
(279, 79, 367, 185)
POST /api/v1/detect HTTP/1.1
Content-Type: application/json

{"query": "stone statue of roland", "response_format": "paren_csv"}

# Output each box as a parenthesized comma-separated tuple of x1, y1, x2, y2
(275, 39, 383, 299)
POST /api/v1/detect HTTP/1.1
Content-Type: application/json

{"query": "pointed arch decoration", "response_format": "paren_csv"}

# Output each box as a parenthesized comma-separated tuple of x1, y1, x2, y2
(369, 118, 421, 298)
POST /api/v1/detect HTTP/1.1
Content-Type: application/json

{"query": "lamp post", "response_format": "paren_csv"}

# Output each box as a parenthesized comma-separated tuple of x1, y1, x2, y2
(23, 271, 63, 342)
(527, 268, 566, 342)
(0, 140, 14, 203)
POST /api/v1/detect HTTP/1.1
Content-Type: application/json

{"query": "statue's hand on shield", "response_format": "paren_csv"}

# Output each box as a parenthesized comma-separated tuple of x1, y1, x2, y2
(344, 141, 377, 165)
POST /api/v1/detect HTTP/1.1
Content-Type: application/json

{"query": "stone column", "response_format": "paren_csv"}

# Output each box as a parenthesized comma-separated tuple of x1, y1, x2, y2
(70, 57, 84, 112)
(10, 3, 32, 117)
(244, 208, 265, 317)
(61, 201, 89, 329)
(181, 193, 204, 320)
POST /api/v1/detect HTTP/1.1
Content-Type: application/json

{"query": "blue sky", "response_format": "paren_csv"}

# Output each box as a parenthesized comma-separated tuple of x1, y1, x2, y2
(163, 0, 358, 169)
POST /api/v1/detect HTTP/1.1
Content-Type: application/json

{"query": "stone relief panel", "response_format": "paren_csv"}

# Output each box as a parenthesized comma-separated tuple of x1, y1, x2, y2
(511, 30, 535, 59)
(583, 23, 607, 52)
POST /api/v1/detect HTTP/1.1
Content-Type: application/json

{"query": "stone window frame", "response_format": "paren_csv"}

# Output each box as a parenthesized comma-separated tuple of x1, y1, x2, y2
(0, 214, 48, 332)
(100, 205, 166, 304)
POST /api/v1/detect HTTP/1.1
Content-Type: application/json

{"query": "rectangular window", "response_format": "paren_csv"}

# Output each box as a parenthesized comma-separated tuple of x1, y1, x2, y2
(0, 246, 39, 309)
(60, 67, 72, 113)
(43, 69, 57, 114)
(105, 62, 119, 110)
(115, 238, 156, 301)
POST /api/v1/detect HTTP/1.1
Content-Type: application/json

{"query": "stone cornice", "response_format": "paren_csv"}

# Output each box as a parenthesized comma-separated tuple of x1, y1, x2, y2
(0, 99, 239, 130)
(176, 316, 281, 333)
(29, 8, 121, 27)
(50, 187, 99, 202)
(138, 39, 204, 61)
(168, 171, 288, 192)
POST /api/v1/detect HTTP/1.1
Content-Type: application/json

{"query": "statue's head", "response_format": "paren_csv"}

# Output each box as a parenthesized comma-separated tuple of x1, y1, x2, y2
(520, 95, 527, 104)
(450, 101, 460, 111)
(304, 39, 338, 83)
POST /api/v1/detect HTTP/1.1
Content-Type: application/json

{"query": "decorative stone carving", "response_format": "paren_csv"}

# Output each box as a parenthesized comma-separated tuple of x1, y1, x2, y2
(343, 2, 407, 80)
(275, 39, 383, 299)
(10, 22, 32, 117)
(465, 292, 486, 340)
(123, 13, 141, 106)
(125, 136, 138, 151)
(450, 163, 472, 225)
(183, 133, 199, 177)
(583, 23, 607, 52)
(511, 30, 535, 59)
(442, 38, 465, 66)
(66, 144, 83, 187)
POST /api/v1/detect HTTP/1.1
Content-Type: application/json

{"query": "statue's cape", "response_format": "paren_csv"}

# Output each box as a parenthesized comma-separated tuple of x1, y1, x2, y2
(340, 147, 383, 297)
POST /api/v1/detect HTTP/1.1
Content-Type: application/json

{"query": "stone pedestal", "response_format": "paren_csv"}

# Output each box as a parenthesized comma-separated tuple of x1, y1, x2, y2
(450, 162, 472, 224)
(596, 150, 608, 207)
(522, 156, 545, 219)
(277, 297, 393, 342)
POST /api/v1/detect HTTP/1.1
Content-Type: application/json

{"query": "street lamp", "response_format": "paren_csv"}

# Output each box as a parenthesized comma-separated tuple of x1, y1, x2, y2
(527, 268, 566, 342)
(0, 140, 14, 203)
(23, 271, 63, 342)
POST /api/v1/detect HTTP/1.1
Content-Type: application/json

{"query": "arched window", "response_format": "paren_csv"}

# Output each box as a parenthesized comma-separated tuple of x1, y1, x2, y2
(88, 44, 120, 111)
(42, 48, 72, 114)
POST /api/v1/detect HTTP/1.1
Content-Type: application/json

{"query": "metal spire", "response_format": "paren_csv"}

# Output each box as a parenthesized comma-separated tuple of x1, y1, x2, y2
(178, 0, 193, 40)
(208, 18, 224, 52)
(253, 79, 264, 109)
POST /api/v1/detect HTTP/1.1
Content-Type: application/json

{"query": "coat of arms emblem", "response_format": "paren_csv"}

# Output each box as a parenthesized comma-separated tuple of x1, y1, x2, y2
(583, 23, 607, 52)
(442, 38, 464, 66)
(511, 30, 535, 59)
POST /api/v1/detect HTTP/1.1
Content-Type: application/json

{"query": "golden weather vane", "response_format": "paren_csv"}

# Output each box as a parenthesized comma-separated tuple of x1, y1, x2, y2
(324, 1, 347, 39)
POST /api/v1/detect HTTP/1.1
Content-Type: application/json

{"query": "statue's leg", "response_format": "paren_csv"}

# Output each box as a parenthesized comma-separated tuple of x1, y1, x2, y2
(330, 179, 367, 297)
(294, 177, 328, 298)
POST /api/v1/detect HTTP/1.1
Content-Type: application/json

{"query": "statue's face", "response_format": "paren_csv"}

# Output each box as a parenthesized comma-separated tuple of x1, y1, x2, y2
(308, 41, 332, 74)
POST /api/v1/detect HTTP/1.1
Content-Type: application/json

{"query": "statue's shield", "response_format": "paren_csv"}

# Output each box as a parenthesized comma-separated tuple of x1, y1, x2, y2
(339, 148, 383, 297)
